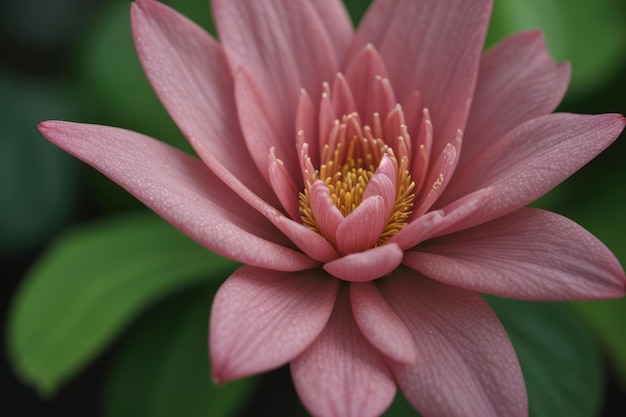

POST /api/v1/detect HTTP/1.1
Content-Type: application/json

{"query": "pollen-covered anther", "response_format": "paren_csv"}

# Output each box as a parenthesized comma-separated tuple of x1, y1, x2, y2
(299, 110, 415, 250)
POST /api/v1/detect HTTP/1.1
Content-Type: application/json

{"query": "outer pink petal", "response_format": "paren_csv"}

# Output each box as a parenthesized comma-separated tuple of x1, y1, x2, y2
(323, 243, 403, 282)
(131, 0, 275, 204)
(390, 188, 492, 250)
(213, 0, 338, 136)
(210, 266, 339, 381)
(307, 0, 354, 65)
(39, 121, 316, 271)
(346, 0, 400, 63)
(405, 208, 626, 301)
(459, 30, 571, 169)
(291, 288, 396, 417)
(380, 268, 527, 417)
(438, 113, 626, 230)
(235, 69, 300, 186)
(355, 0, 493, 156)
(350, 282, 418, 364)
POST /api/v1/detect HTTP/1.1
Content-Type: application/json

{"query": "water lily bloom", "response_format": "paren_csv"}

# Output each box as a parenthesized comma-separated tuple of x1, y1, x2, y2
(39, 0, 625, 415)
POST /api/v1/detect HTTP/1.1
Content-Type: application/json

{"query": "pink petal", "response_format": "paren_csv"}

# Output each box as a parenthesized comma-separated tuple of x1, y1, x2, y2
(213, 0, 338, 137)
(296, 89, 319, 168)
(291, 288, 396, 417)
(319, 84, 339, 153)
(390, 188, 492, 250)
(130, 0, 275, 204)
(335, 196, 387, 255)
(438, 113, 626, 230)
(363, 154, 397, 212)
(268, 147, 301, 220)
(307, 0, 354, 65)
(405, 208, 626, 301)
(380, 268, 527, 417)
(274, 216, 340, 263)
(383, 105, 410, 158)
(39, 121, 316, 271)
(359, 0, 493, 157)
(345, 44, 390, 123)
(323, 243, 403, 282)
(234, 69, 300, 186)
(350, 282, 418, 364)
(331, 73, 358, 118)
(210, 266, 339, 381)
(346, 0, 400, 63)
(412, 137, 460, 218)
(401, 89, 423, 141)
(368, 75, 397, 120)
(459, 30, 571, 170)
(410, 108, 433, 193)
(310, 180, 344, 246)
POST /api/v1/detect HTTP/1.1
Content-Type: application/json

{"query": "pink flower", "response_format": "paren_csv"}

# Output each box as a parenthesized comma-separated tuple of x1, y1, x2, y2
(39, 0, 625, 416)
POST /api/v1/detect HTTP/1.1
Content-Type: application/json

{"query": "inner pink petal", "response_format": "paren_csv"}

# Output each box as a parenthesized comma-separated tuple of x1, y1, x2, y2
(323, 243, 404, 282)
(335, 196, 388, 255)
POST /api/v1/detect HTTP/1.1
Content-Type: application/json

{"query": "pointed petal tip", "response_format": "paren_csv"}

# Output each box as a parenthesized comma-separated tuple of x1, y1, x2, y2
(210, 371, 226, 386)
(38, 119, 62, 132)
(37, 120, 76, 146)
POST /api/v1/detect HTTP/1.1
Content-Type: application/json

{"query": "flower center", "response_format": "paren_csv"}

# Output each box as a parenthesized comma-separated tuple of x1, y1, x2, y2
(299, 112, 415, 248)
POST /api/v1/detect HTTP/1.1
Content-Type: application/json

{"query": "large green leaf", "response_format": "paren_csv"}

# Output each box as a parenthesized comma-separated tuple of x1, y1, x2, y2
(7, 213, 238, 395)
(486, 0, 626, 96)
(487, 297, 602, 417)
(104, 286, 256, 417)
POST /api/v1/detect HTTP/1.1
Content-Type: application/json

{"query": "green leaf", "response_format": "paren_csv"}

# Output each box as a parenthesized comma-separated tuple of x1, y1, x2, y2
(7, 213, 239, 395)
(486, 0, 626, 97)
(0, 73, 78, 255)
(487, 297, 602, 417)
(574, 298, 626, 390)
(104, 287, 256, 417)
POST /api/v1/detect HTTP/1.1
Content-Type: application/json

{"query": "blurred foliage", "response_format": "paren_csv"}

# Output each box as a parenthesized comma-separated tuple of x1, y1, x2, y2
(488, 298, 603, 417)
(104, 285, 256, 417)
(486, 0, 626, 97)
(8, 213, 238, 395)
(0, 74, 79, 256)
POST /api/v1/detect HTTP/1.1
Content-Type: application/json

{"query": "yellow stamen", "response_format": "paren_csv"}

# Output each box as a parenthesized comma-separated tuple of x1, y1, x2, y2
(299, 113, 415, 247)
